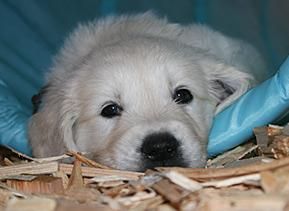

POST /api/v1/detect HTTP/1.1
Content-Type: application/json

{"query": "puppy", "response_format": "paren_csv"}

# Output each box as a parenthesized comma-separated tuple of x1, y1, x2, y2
(29, 13, 266, 171)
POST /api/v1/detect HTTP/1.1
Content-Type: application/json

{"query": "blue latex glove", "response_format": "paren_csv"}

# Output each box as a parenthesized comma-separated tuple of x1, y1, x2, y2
(208, 56, 289, 157)
(0, 79, 32, 155)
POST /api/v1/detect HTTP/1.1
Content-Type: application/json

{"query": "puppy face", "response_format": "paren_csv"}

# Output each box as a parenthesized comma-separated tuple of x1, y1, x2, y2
(72, 40, 216, 171)
(29, 15, 255, 171)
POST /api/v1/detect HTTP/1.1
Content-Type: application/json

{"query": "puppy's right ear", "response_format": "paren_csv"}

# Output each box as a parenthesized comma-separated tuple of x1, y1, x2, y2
(201, 57, 255, 114)
(28, 92, 79, 158)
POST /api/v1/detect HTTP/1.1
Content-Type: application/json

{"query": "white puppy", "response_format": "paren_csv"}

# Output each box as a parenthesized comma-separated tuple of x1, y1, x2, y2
(29, 13, 266, 171)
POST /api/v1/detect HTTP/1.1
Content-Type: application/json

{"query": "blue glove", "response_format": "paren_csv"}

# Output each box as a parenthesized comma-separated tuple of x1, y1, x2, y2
(0, 79, 32, 155)
(208, 56, 289, 157)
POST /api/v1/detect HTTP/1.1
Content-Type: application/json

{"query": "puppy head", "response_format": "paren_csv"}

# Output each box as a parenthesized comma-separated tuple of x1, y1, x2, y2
(29, 38, 253, 171)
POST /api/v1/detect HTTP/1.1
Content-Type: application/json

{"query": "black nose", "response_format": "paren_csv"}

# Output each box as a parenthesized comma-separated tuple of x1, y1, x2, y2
(140, 132, 187, 169)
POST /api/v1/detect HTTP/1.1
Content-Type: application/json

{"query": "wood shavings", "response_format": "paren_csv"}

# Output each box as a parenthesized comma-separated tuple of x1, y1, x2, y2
(152, 179, 189, 206)
(255, 125, 289, 158)
(6, 197, 57, 211)
(198, 192, 288, 211)
(271, 135, 289, 158)
(6, 176, 64, 194)
(0, 162, 58, 177)
(207, 142, 258, 168)
(116, 188, 156, 206)
(0, 175, 37, 181)
(67, 151, 111, 169)
(157, 156, 289, 180)
(202, 173, 260, 188)
(155, 204, 177, 211)
(66, 158, 84, 191)
(223, 156, 267, 168)
(254, 126, 270, 152)
(96, 180, 125, 188)
(1, 124, 289, 210)
(32, 154, 71, 163)
(59, 163, 143, 180)
(260, 166, 289, 194)
(89, 174, 139, 183)
(164, 171, 202, 192)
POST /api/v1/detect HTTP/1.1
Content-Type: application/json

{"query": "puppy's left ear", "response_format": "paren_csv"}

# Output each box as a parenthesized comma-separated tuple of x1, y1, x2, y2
(201, 59, 255, 114)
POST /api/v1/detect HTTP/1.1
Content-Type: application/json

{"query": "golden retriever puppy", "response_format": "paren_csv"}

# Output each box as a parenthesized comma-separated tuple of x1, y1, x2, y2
(29, 13, 265, 171)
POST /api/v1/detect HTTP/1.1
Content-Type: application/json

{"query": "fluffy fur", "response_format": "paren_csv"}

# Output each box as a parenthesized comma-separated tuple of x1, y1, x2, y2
(29, 13, 266, 171)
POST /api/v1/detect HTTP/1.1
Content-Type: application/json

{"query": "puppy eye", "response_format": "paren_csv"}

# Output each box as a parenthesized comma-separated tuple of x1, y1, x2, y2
(101, 103, 123, 118)
(173, 88, 193, 104)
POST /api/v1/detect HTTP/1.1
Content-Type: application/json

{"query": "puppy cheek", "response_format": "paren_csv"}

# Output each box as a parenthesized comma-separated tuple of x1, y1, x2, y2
(74, 116, 117, 152)
(185, 97, 217, 140)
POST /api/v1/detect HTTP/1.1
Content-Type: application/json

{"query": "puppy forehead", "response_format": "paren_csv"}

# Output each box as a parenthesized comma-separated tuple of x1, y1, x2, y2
(90, 45, 208, 99)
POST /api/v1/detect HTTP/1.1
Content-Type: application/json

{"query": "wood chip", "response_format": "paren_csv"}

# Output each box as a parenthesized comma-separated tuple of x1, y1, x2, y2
(254, 127, 270, 150)
(271, 135, 289, 159)
(64, 158, 102, 202)
(0, 182, 27, 198)
(67, 151, 111, 169)
(97, 180, 125, 188)
(116, 188, 156, 206)
(260, 171, 279, 193)
(53, 171, 69, 189)
(4, 158, 14, 166)
(223, 156, 266, 168)
(157, 156, 289, 180)
(202, 173, 260, 188)
(268, 124, 284, 136)
(66, 158, 83, 190)
(155, 204, 177, 211)
(55, 199, 114, 211)
(260, 166, 289, 194)
(6, 176, 64, 194)
(32, 154, 71, 163)
(125, 196, 163, 210)
(198, 192, 288, 211)
(90, 174, 138, 183)
(207, 142, 258, 168)
(0, 189, 14, 209)
(59, 163, 143, 180)
(0, 162, 58, 177)
(282, 124, 289, 135)
(4, 146, 35, 161)
(65, 187, 101, 203)
(6, 197, 57, 211)
(101, 184, 130, 197)
(152, 179, 189, 206)
(164, 171, 202, 192)
(0, 175, 37, 181)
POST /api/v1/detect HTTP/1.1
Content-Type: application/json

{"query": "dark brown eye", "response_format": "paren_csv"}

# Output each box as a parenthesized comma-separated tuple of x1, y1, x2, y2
(101, 103, 122, 118)
(173, 88, 193, 104)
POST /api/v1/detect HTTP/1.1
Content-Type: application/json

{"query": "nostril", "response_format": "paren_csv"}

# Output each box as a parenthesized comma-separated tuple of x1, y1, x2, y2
(141, 132, 180, 162)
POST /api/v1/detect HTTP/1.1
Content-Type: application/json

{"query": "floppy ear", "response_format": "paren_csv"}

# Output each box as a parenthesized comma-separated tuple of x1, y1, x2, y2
(201, 59, 255, 114)
(28, 88, 79, 157)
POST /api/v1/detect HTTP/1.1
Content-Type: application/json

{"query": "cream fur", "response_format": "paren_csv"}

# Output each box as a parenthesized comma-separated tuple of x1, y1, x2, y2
(29, 12, 265, 171)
